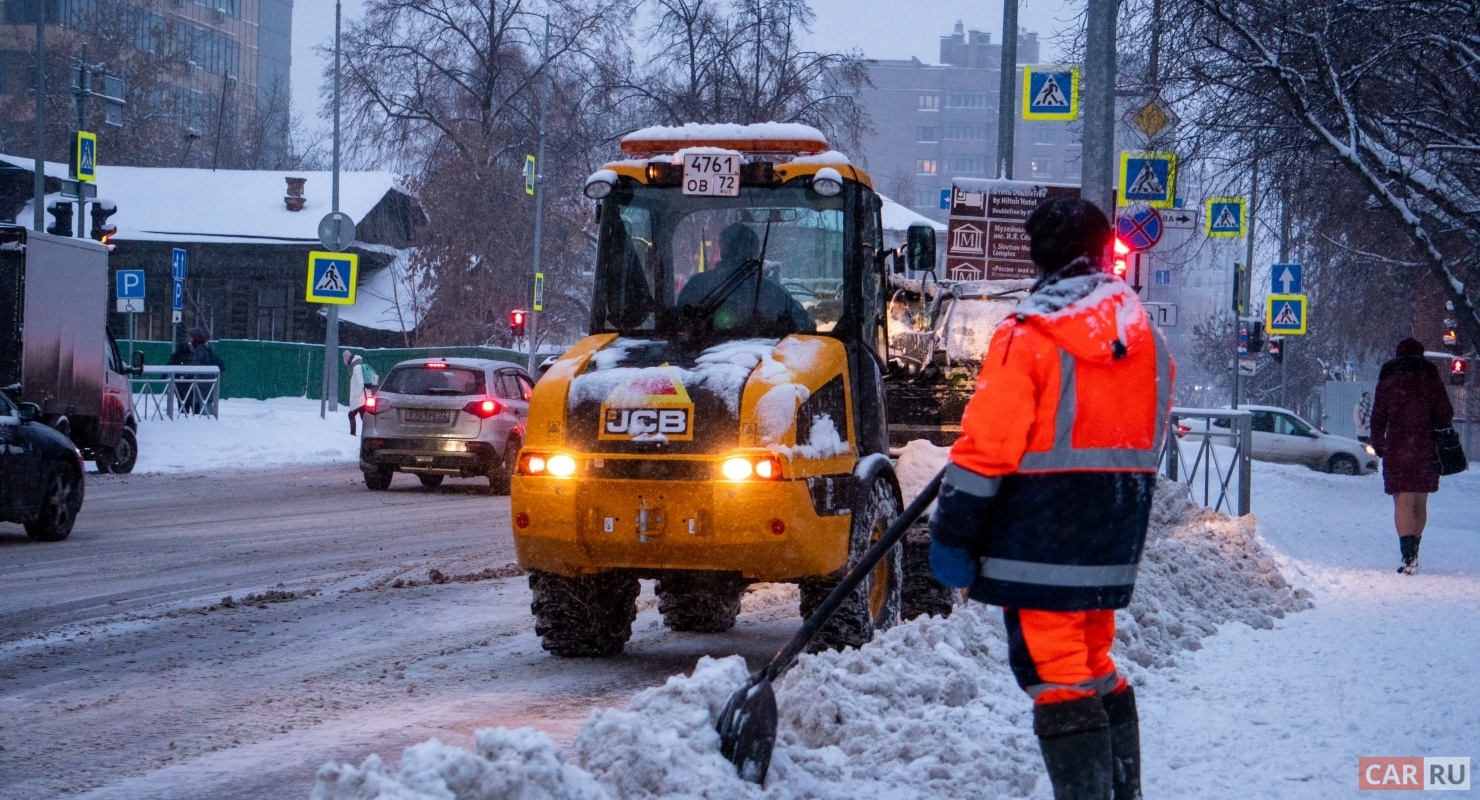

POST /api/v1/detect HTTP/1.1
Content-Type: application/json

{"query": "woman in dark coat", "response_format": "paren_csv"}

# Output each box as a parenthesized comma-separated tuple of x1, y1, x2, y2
(1370, 338, 1454, 574)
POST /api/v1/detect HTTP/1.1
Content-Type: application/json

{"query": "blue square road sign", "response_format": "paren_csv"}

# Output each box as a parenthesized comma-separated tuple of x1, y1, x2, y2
(940, 188, 951, 210)
(172, 248, 187, 280)
(1022, 66, 1079, 121)
(116, 269, 145, 299)
(306, 251, 358, 305)
(172, 279, 184, 310)
(1271, 263, 1302, 294)
(1119, 152, 1176, 208)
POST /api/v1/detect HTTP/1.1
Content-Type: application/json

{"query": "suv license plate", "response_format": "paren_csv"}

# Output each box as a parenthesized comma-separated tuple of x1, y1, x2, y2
(403, 409, 451, 423)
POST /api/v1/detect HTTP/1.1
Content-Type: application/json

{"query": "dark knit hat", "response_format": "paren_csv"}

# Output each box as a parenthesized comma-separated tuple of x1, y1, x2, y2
(1396, 338, 1424, 357)
(1024, 198, 1114, 274)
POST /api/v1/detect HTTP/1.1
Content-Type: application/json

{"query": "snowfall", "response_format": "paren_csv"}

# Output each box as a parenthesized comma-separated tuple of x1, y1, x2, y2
(128, 399, 1480, 798)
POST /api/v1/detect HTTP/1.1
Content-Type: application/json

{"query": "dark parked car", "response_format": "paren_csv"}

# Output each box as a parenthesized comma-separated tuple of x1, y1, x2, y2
(0, 391, 86, 541)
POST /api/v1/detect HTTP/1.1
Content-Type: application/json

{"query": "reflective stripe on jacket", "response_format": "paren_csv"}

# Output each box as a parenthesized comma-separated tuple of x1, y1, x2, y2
(931, 264, 1175, 611)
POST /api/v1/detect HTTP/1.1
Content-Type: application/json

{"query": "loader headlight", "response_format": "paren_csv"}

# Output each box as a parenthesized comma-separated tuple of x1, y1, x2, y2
(721, 454, 783, 481)
(517, 452, 576, 477)
(811, 167, 843, 197)
(546, 454, 577, 477)
(722, 457, 753, 481)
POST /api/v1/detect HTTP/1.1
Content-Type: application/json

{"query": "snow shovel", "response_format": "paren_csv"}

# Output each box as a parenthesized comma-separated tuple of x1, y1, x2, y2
(715, 468, 946, 784)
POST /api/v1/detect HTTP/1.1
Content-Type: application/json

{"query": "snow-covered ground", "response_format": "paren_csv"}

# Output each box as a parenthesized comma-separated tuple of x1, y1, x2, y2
(133, 397, 360, 474)
(311, 449, 1479, 799)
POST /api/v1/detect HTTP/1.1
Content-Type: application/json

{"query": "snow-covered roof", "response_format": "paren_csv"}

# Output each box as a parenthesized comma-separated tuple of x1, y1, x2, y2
(336, 248, 429, 334)
(880, 195, 946, 233)
(0, 153, 408, 245)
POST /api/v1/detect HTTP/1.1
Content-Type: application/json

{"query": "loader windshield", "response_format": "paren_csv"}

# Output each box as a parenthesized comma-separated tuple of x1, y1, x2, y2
(591, 182, 847, 340)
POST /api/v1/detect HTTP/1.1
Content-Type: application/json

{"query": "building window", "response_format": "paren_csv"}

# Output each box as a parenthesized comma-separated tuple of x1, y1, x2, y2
(1031, 159, 1054, 178)
(944, 123, 987, 140)
(918, 94, 941, 112)
(945, 156, 986, 174)
(194, 0, 242, 18)
(1031, 122, 1059, 145)
(944, 92, 987, 109)
(916, 126, 939, 143)
(913, 189, 939, 208)
(257, 287, 287, 341)
(916, 159, 939, 175)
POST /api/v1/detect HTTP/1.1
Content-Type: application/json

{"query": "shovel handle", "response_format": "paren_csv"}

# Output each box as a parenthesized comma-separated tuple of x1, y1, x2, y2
(762, 468, 946, 682)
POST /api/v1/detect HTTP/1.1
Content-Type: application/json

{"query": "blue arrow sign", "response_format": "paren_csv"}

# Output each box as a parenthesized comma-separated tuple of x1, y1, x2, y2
(172, 279, 184, 310)
(1271, 263, 1302, 294)
(172, 248, 187, 280)
(1154, 269, 1171, 286)
(116, 269, 145, 299)
(939, 188, 951, 210)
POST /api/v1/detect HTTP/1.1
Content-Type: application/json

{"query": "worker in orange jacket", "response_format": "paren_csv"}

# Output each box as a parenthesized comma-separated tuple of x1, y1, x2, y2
(928, 197, 1173, 800)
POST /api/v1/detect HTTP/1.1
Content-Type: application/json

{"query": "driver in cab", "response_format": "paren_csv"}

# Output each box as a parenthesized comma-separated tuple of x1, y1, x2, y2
(676, 222, 814, 336)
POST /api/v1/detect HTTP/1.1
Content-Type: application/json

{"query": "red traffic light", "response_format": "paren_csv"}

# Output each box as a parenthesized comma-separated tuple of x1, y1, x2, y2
(510, 309, 527, 336)
(1112, 237, 1130, 278)
(1452, 358, 1468, 386)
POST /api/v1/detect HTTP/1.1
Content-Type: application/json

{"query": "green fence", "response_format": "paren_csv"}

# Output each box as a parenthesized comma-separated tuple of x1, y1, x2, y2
(129, 339, 542, 404)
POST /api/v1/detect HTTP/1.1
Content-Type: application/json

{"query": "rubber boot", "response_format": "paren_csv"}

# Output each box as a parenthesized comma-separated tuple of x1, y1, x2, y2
(1101, 687, 1142, 800)
(1398, 536, 1421, 575)
(1034, 696, 1113, 800)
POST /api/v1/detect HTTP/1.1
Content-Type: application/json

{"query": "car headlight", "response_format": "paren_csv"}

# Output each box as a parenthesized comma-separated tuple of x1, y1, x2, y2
(1365, 445, 1377, 456)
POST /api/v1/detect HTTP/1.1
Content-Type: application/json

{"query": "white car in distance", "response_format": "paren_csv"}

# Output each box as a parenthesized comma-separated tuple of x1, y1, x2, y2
(1183, 405, 1378, 476)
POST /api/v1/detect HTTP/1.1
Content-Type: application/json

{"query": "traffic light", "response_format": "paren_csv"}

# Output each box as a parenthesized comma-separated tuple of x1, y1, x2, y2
(1112, 237, 1130, 278)
(1442, 320, 1460, 352)
(90, 200, 118, 246)
(1247, 320, 1265, 354)
(510, 308, 527, 338)
(46, 200, 74, 237)
(1453, 358, 1469, 386)
(1269, 337, 1283, 363)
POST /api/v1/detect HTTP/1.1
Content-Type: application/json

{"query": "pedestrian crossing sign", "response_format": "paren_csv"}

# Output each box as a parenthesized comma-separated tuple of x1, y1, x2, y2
(74, 131, 98, 183)
(306, 251, 358, 305)
(1206, 197, 1247, 237)
(1265, 293, 1308, 336)
(1118, 152, 1177, 208)
(1022, 66, 1079, 121)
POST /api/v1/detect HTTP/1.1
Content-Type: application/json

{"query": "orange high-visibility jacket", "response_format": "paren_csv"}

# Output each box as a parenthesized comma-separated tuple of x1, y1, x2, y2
(933, 265, 1175, 610)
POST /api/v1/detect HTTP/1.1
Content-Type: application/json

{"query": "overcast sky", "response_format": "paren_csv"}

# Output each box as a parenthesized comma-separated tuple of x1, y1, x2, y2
(290, 0, 1080, 137)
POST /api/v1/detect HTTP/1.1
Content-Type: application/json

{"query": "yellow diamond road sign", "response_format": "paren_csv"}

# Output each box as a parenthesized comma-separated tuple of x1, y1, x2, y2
(1133, 101, 1171, 138)
(306, 251, 358, 305)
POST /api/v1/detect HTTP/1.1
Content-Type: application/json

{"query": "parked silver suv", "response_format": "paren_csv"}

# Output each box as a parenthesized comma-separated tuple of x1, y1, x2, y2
(359, 358, 532, 493)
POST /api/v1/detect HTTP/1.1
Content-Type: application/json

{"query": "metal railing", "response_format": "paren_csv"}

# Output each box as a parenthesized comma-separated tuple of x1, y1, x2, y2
(132, 366, 222, 420)
(1160, 408, 1253, 517)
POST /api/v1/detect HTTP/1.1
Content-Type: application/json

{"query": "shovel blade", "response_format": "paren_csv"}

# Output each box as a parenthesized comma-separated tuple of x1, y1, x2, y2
(716, 675, 778, 784)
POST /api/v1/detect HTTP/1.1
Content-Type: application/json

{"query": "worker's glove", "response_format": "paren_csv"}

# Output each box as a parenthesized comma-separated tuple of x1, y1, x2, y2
(929, 540, 978, 589)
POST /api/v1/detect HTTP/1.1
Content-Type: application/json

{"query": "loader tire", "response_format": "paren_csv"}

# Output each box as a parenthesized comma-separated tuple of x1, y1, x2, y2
(800, 475, 902, 652)
(529, 570, 639, 657)
(901, 523, 954, 620)
(655, 571, 748, 633)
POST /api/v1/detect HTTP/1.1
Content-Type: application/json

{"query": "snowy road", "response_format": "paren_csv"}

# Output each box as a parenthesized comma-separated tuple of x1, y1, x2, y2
(0, 465, 801, 799)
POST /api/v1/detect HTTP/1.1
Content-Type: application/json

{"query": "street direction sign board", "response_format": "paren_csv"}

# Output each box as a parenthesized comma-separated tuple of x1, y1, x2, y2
(306, 251, 358, 305)
(317, 212, 356, 252)
(1206, 197, 1247, 237)
(1118, 152, 1176, 208)
(1271, 263, 1302, 294)
(1144, 302, 1178, 326)
(172, 279, 184, 310)
(1117, 203, 1164, 251)
(171, 247, 187, 280)
(1161, 208, 1198, 229)
(1022, 66, 1079, 121)
(74, 131, 98, 182)
(1266, 293, 1309, 335)
(116, 269, 144, 313)
(947, 178, 1080, 280)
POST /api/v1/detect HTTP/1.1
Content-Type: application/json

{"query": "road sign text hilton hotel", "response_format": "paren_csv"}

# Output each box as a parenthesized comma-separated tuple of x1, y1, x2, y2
(947, 179, 1081, 281)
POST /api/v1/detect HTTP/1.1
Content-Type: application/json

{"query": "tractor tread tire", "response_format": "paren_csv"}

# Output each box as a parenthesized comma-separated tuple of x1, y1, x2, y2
(656, 572, 748, 632)
(902, 523, 955, 620)
(530, 570, 639, 658)
(799, 476, 902, 653)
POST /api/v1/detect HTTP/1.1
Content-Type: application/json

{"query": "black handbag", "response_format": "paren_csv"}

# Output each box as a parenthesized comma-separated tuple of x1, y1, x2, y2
(1435, 427, 1468, 476)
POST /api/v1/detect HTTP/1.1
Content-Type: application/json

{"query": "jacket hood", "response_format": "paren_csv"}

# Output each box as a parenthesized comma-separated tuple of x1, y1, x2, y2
(1014, 261, 1151, 363)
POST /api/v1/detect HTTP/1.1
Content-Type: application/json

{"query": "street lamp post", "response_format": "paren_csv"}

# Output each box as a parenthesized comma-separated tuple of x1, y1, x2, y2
(527, 16, 550, 374)
(32, 3, 45, 232)
(320, 0, 343, 418)
(1081, 0, 1118, 218)
(995, 0, 1018, 180)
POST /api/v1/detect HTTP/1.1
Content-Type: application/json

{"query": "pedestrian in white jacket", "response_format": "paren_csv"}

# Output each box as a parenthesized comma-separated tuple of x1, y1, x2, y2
(344, 350, 379, 435)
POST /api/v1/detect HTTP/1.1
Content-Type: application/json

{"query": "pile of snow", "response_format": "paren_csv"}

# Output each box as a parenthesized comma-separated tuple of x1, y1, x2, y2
(313, 442, 1308, 800)
(133, 397, 360, 474)
(622, 123, 828, 148)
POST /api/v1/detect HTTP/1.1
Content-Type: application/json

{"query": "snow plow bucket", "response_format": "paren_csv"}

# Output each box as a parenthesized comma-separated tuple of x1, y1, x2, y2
(716, 469, 946, 783)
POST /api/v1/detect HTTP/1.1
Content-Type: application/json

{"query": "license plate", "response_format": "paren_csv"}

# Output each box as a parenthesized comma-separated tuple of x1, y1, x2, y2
(682, 152, 740, 197)
(402, 409, 451, 423)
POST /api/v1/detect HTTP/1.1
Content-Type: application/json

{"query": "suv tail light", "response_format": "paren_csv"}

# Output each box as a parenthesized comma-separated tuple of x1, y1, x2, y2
(363, 395, 386, 414)
(463, 398, 503, 418)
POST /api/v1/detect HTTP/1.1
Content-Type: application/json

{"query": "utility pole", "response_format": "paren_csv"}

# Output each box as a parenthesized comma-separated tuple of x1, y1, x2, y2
(1279, 188, 1292, 408)
(995, 0, 1018, 180)
(528, 16, 550, 374)
(74, 44, 89, 238)
(1081, 0, 1118, 219)
(320, 0, 343, 417)
(32, 2, 45, 232)
(1232, 155, 1258, 409)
